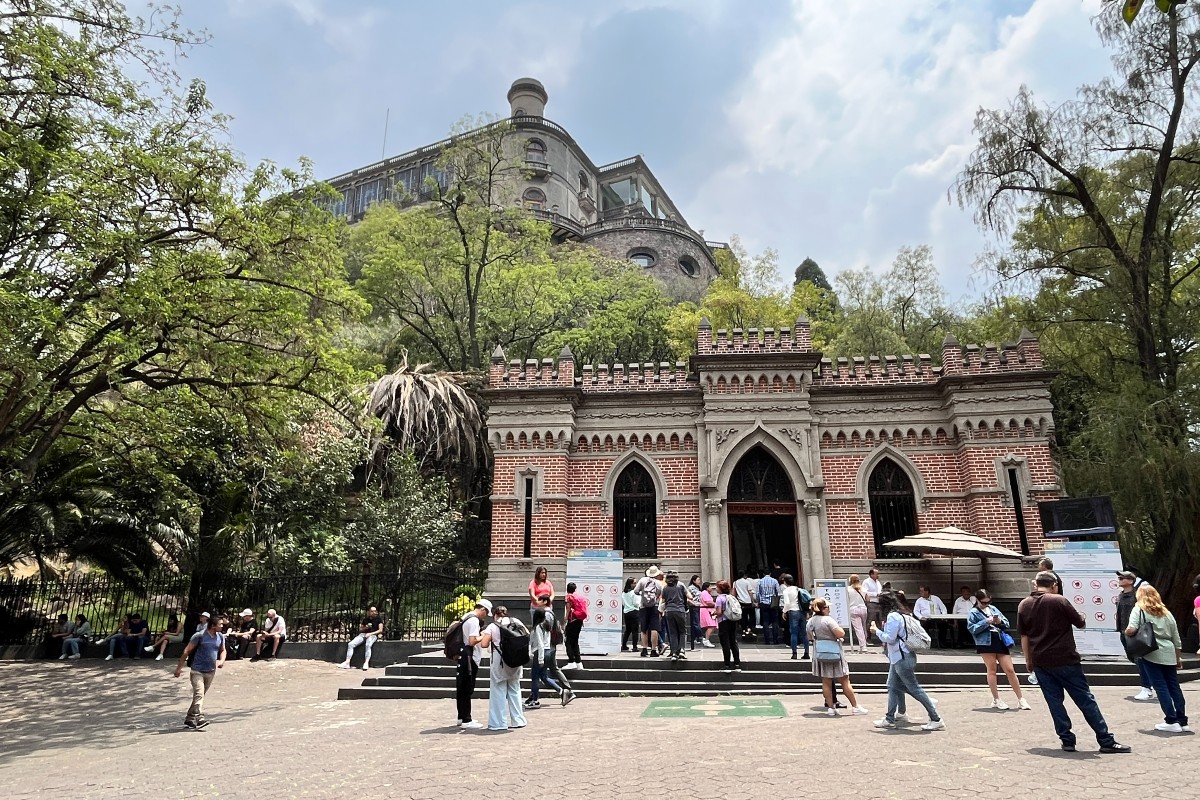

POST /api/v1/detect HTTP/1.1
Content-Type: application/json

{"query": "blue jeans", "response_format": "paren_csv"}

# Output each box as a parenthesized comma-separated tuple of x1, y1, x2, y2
(886, 651, 938, 723)
(787, 610, 808, 656)
(62, 637, 85, 656)
(1033, 663, 1115, 748)
(529, 649, 561, 702)
(1141, 660, 1188, 726)
(109, 635, 146, 658)
(1136, 657, 1153, 689)
(690, 607, 702, 643)
(760, 606, 780, 644)
(487, 665, 526, 730)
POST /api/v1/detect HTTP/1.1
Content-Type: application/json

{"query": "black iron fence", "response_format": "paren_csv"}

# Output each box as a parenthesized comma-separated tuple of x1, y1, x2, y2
(0, 567, 487, 646)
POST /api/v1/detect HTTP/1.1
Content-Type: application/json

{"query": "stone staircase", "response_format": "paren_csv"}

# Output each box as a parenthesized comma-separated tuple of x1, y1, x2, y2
(338, 645, 1199, 700)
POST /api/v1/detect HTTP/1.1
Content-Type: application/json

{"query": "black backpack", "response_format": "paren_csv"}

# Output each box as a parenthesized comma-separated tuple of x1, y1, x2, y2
(494, 620, 531, 668)
(443, 619, 467, 661)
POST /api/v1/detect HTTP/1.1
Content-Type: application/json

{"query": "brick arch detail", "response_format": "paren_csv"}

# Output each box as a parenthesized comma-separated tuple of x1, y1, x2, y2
(713, 424, 815, 499)
(600, 450, 670, 518)
(854, 443, 929, 513)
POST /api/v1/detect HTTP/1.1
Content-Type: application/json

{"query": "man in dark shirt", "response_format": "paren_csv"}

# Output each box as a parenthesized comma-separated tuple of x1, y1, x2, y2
(110, 613, 149, 660)
(339, 606, 385, 670)
(227, 609, 257, 660)
(1114, 570, 1155, 700)
(1018, 571, 1130, 754)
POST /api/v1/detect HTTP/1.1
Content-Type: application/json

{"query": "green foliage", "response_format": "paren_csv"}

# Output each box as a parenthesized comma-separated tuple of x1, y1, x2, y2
(452, 584, 480, 599)
(794, 257, 833, 292)
(443, 594, 477, 623)
(343, 450, 459, 572)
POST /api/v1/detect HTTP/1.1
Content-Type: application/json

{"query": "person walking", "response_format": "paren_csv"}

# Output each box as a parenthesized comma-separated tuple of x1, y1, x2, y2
(1124, 584, 1188, 733)
(967, 590, 1031, 710)
(527, 601, 576, 709)
(779, 574, 809, 660)
(1018, 571, 1131, 753)
(455, 598, 491, 729)
(733, 569, 757, 640)
(807, 597, 868, 717)
(847, 574, 869, 653)
(714, 580, 742, 673)
(563, 582, 588, 670)
(872, 591, 945, 731)
(756, 570, 781, 645)
(661, 571, 690, 661)
(634, 566, 663, 657)
(698, 582, 718, 648)
(479, 606, 528, 731)
(620, 578, 640, 652)
(1115, 570, 1155, 701)
(173, 613, 226, 730)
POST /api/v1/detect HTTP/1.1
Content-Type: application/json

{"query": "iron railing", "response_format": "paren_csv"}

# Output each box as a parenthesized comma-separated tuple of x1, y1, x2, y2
(0, 567, 487, 646)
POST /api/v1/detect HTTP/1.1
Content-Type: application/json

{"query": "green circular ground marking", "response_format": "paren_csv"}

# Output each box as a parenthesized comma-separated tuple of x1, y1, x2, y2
(641, 698, 787, 717)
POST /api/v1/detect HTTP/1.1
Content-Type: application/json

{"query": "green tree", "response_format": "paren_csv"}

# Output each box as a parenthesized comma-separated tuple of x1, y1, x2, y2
(0, 1, 366, 495)
(955, 3, 1200, 606)
(794, 257, 833, 292)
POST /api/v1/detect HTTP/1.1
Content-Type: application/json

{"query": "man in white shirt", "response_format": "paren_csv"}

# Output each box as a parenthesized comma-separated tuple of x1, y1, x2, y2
(733, 570, 757, 640)
(862, 569, 883, 641)
(913, 585, 948, 648)
(951, 586, 977, 647)
(252, 609, 286, 660)
(456, 598, 491, 729)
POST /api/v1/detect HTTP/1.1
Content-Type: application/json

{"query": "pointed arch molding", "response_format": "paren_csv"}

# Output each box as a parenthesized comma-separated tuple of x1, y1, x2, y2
(714, 423, 815, 498)
(601, 450, 670, 517)
(855, 443, 929, 513)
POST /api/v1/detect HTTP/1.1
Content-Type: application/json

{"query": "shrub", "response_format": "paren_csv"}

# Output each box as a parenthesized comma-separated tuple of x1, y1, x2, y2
(443, 593, 476, 623)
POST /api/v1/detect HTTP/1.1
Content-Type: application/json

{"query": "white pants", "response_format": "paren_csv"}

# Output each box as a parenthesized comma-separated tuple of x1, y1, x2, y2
(346, 634, 378, 665)
(487, 665, 526, 730)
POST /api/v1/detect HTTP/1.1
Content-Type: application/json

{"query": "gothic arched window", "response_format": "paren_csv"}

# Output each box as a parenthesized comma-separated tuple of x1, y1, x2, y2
(613, 462, 657, 558)
(728, 446, 795, 502)
(868, 458, 918, 555)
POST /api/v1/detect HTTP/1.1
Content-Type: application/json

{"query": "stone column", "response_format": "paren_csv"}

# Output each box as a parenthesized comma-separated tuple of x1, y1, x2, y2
(804, 499, 825, 581)
(704, 498, 725, 580)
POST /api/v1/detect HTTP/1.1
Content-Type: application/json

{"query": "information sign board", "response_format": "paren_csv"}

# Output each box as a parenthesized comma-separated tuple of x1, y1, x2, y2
(565, 549, 623, 655)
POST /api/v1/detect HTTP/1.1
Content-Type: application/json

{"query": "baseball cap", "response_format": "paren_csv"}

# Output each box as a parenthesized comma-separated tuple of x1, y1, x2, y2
(1115, 570, 1136, 581)
(199, 611, 211, 618)
(240, 608, 253, 616)
(476, 598, 493, 613)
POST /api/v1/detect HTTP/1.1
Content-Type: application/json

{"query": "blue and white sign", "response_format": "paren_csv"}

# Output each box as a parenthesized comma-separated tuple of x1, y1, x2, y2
(566, 549, 624, 655)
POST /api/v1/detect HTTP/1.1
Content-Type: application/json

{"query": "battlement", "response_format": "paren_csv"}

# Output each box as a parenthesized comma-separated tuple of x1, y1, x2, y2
(488, 346, 697, 393)
(696, 317, 813, 354)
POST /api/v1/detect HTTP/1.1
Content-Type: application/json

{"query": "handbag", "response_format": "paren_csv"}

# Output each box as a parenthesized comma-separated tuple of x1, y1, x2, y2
(814, 639, 843, 662)
(1123, 615, 1158, 660)
(1000, 631, 1014, 648)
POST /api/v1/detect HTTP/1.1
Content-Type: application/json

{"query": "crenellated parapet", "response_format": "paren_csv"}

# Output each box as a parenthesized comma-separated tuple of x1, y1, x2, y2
(488, 346, 697, 393)
(696, 316, 813, 354)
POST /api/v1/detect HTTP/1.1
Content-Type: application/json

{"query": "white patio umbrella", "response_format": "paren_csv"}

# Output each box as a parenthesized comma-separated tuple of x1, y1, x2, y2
(883, 526, 1025, 598)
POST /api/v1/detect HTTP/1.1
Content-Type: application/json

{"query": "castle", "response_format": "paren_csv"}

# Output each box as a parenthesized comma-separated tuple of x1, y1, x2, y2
(483, 320, 1059, 604)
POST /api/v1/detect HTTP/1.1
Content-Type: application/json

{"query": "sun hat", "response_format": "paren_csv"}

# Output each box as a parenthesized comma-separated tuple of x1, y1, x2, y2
(476, 598, 493, 613)
(645, 566, 663, 578)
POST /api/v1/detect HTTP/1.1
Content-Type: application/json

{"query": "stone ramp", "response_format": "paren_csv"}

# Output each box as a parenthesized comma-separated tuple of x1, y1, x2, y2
(338, 646, 1199, 700)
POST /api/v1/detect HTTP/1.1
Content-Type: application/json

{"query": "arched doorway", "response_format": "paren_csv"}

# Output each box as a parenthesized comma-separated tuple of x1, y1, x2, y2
(868, 457, 917, 555)
(613, 462, 657, 558)
(726, 446, 799, 581)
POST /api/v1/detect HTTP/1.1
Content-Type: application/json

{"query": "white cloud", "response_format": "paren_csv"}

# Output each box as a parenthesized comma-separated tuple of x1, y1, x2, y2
(688, 0, 1110, 295)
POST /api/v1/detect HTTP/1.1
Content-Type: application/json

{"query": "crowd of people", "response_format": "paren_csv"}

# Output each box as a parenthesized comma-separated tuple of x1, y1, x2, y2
(446, 562, 1198, 750)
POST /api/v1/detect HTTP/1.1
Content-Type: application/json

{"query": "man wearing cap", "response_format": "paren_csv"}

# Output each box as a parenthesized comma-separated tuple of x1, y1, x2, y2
(456, 598, 491, 729)
(252, 609, 286, 661)
(193, 611, 211, 635)
(633, 566, 664, 657)
(174, 613, 226, 730)
(339, 605, 385, 671)
(226, 609, 257, 660)
(1115, 570, 1155, 701)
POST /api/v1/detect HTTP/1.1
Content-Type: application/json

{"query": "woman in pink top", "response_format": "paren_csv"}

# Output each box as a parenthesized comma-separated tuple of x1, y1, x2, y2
(529, 566, 554, 612)
(698, 582, 718, 647)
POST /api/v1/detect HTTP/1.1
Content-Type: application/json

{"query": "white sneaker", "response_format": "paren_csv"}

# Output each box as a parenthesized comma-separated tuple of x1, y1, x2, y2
(459, 721, 484, 729)
(1027, 673, 1039, 686)
(873, 718, 896, 729)
(702, 640, 715, 648)
(1018, 697, 1031, 710)
(894, 712, 908, 721)
(1134, 688, 1154, 701)
(362, 664, 370, 671)
(1182, 725, 1193, 732)
(826, 707, 837, 717)
(155, 654, 163, 661)
(852, 706, 869, 715)
(1154, 722, 1183, 733)
(68, 654, 80, 660)
(58, 654, 67, 660)
(337, 662, 351, 669)
(921, 719, 946, 731)
(104, 654, 114, 661)
(990, 698, 1009, 710)
(143, 646, 154, 653)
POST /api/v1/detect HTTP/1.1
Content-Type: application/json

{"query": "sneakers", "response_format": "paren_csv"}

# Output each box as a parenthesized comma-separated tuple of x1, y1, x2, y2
(1183, 725, 1194, 732)
(873, 718, 896, 729)
(183, 719, 196, 729)
(826, 707, 837, 717)
(193, 718, 209, 730)
(362, 664, 370, 671)
(1154, 722, 1183, 733)
(990, 698, 1009, 710)
(104, 654, 114, 661)
(143, 646, 155, 653)
(523, 699, 541, 710)
(460, 721, 484, 729)
(562, 690, 576, 707)
(702, 639, 714, 648)
(1134, 688, 1155, 701)
(921, 719, 946, 731)
(640, 648, 649, 658)
(722, 667, 733, 674)
(1098, 742, 1131, 753)
(852, 707, 869, 715)
(1027, 673, 1039, 686)
(1018, 697, 1032, 710)
(58, 654, 67, 660)
(573, 664, 586, 671)
(733, 667, 742, 672)
(67, 654, 80, 660)
(155, 654, 163, 661)
(337, 662, 351, 669)
(894, 712, 908, 721)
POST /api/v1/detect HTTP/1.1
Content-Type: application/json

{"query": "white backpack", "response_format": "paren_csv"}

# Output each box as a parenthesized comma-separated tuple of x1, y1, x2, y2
(722, 596, 743, 621)
(900, 614, 931, 652)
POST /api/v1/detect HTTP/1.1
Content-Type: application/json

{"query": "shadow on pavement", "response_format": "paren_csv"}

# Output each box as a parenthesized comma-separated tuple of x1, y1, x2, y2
(1026, 747, 1099, 759)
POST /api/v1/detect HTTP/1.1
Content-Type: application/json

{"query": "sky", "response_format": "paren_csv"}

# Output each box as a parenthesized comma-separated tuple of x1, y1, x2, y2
(169, 0, 1114, 300)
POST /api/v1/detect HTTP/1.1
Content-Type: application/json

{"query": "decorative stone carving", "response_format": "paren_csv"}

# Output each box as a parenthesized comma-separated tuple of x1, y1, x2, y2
(803, 499, 822, 516)
(779, 427, 807, 447)
(714, 428, 739, 448)
(704, 498, 724, 515)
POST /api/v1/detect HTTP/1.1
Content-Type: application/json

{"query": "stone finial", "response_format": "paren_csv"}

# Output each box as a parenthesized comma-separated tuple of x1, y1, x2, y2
(698, 317, 712, 329)
(942, 333, 959, 348)
(1018, 327, 1035, 341)
(559, 345, 574, 360)
(492, 345, 506, 362)
(795, 315, 810, 327)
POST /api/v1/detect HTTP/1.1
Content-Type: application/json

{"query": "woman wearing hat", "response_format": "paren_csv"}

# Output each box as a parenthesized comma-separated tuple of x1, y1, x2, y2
(633, 566, 664, 657)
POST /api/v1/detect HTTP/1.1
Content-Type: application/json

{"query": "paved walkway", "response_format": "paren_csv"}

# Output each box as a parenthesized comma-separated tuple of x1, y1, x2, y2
(1, 658, 1194, 799)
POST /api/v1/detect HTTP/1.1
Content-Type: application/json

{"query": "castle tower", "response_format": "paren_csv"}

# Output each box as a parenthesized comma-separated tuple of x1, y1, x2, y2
(507, 77, 548, 117)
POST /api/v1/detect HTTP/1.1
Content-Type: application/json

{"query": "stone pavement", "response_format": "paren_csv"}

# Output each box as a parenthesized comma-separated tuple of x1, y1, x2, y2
(1, 658, 1195, 799)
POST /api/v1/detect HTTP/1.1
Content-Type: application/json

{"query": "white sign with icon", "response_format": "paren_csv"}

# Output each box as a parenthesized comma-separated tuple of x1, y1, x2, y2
(565, 549, 624, 655)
